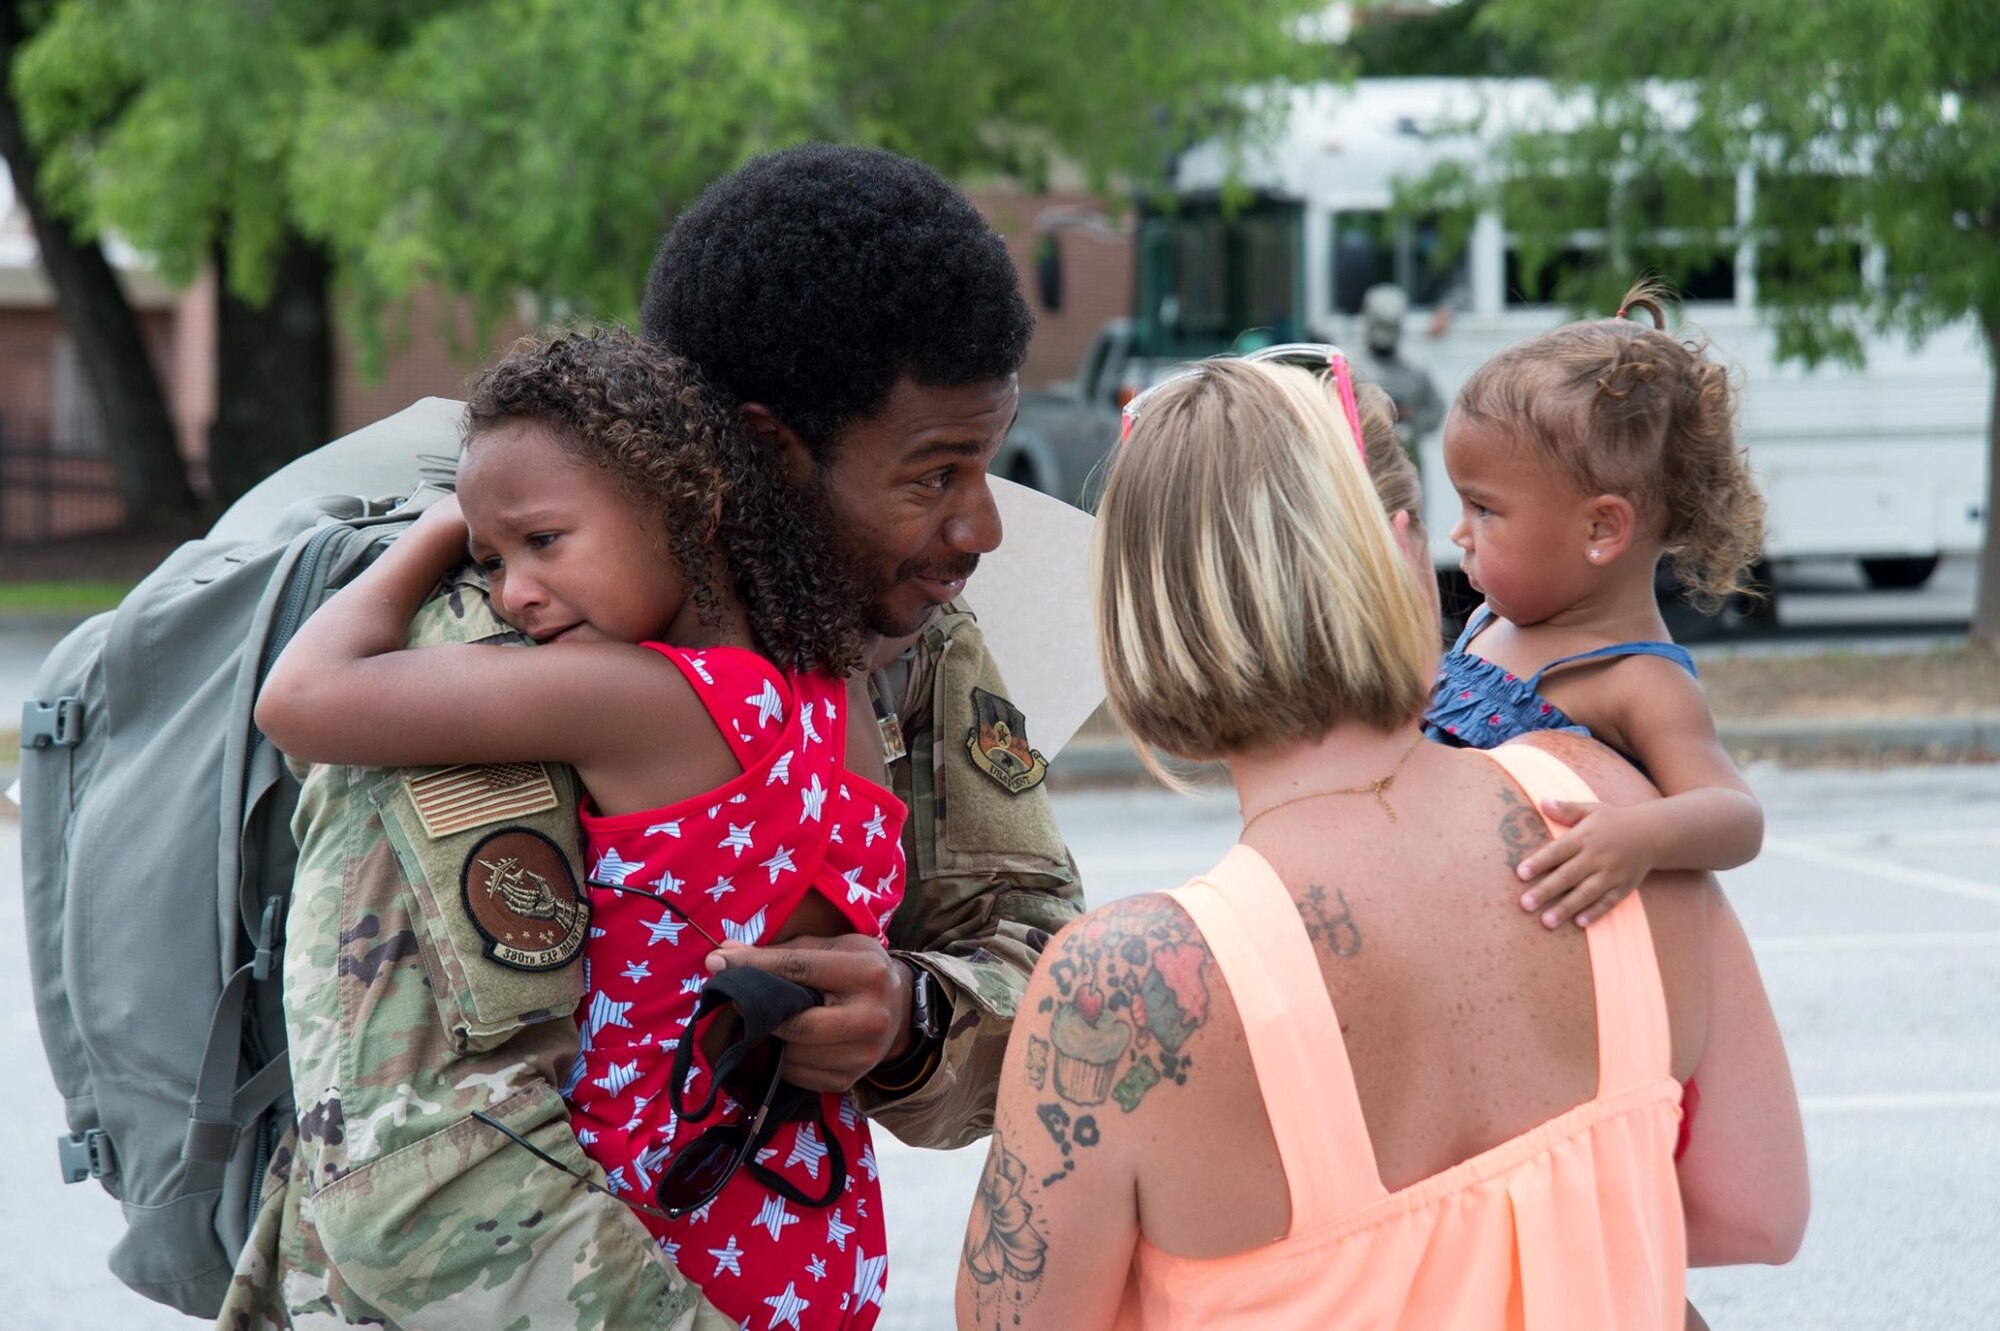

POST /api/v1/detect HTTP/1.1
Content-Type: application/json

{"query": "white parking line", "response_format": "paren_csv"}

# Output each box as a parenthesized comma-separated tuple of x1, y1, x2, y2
(1754, 930, 2000, 954)
(1801, 1092, 2000, 1113)
(1762, 835, 2000, 906)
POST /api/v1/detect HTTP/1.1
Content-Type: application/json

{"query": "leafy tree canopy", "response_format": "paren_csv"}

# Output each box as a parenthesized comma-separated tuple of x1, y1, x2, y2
(16, 0, 1324, 357)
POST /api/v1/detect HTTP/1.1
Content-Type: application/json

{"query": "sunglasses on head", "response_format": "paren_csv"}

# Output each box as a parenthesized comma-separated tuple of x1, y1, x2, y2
(1119, 342, 1370, 464)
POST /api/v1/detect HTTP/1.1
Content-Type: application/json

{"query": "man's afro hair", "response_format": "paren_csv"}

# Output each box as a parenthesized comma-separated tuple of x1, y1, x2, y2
(641, 143, 1033, 458)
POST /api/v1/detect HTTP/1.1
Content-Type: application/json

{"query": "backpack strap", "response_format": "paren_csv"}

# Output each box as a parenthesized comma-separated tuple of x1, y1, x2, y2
(183, 963, 292, 1188)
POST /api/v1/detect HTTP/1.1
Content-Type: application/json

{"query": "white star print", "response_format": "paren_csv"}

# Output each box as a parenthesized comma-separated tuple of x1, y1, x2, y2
(763, 1281, 810, 1330)
(863, 806, 887, 846)
(825, 1206, 856, 1251)
(825, 696, 838, 722)
(858, 1144, 879, 1182)
(875, 869, 898, 899)
(841, 866, 869, 903)
(852, 1251, 887, 1309)
(800, 701, 822, 745)
(707, 875, 736, 901)
(755, 1194, 800, 1242)
(708, 1235, 744, 1277)
(642, 910, 685, 947)
(722, 908, 767, 945)
(649, 867, 683, 894)
(808, 1255, 827, 1281)
(645, 819, 682, 838)
(635, 1141, 671, 1185)
(747, 679, 785, 728)
(689, 655, 713, 683)
(679, 975, 706, 995)
(719, 822, 757, 856)
(767, 750, 794, 785)
(658, 1236, 681, 1262)
(838, 1097, 859, 1130)
(593, 1061, 638, 1095)
(621, 960, 651, 983)
(604, 1165, 630, 1195)
(784, 1121, 830, 1178)
(585, 991, 633, 1037)
(592, 847, 644, 885)
(759, 845, 797, 883)
(800, 773, 827, 823)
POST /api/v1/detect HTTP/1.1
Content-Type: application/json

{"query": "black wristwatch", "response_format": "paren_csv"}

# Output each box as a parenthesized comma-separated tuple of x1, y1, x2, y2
(867, 959, 949, 1093)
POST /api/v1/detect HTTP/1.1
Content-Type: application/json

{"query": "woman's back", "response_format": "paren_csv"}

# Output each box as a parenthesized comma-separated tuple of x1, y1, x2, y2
(1115, 743, 1708, 1329)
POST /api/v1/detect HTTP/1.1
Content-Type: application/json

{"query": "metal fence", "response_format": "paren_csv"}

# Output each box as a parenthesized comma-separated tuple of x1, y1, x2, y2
(0, 438, 126, 545)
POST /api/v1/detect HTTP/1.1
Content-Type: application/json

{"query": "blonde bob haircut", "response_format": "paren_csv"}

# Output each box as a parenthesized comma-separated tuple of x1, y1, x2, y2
(1094, 359, 1437, 774)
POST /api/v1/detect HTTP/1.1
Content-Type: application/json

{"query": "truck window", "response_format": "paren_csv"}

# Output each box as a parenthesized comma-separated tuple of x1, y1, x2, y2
(1332, 210, 1464, 315)
(1134, 195, 1304, 358)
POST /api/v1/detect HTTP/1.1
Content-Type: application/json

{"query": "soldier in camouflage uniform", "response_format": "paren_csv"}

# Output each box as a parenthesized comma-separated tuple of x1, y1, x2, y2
(219, 143, 1080, 1325)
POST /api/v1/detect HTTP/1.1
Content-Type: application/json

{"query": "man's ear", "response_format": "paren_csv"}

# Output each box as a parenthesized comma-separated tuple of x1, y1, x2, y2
(738, 403, 816, 487)
(1583, 493, 1639, 564)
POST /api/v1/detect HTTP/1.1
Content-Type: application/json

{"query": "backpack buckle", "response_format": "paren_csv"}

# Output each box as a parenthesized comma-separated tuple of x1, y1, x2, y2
(57, 1129, 114, 1183)
(22, 697, 82, 749)
(252, 897, 286, 982)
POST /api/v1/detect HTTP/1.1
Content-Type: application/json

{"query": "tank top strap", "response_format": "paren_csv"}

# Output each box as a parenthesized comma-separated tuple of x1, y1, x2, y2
(1448, 603, 1496, 653)
(1166, 846, 1388, 1234)
(638, 642, 790, 770)
(1526, 639, 1698, 691)
(1478, 745, 1674, 1096)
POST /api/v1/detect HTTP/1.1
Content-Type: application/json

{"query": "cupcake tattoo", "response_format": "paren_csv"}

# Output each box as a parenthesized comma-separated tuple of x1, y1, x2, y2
(1037, 902, 1212, 1127)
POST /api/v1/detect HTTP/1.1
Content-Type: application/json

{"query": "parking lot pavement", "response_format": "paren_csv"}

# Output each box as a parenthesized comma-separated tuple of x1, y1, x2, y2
(6, 762, 1999, 1328)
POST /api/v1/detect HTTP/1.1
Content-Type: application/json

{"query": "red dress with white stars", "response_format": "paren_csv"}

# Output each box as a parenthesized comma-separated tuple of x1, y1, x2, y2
(568, 643, 905, 1331)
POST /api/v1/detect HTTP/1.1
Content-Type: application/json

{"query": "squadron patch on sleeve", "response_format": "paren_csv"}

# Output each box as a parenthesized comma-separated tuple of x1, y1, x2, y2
(964, 686, 1049, 795)
(460, 827, 588, 971)
(406, 762, 561, 839)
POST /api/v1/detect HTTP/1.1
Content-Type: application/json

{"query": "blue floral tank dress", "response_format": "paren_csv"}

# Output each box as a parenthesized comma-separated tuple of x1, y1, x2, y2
(1423, 605, 1698, 749)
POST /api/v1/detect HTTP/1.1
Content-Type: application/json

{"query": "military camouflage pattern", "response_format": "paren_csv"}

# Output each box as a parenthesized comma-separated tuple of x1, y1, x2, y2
(217, 566, 734, 1330)
(217, 589, 1078, 1327)
(860, 607, 1084, 1149)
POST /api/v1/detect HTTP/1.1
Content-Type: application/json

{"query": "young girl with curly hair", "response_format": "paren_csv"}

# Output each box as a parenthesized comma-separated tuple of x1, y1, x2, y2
(1426, 283, 1767, 930)
(259, 327, 901, 1330)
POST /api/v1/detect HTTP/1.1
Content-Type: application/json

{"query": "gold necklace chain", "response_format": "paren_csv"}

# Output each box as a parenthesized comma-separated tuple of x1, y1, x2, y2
(1239, 733, 1425, 830)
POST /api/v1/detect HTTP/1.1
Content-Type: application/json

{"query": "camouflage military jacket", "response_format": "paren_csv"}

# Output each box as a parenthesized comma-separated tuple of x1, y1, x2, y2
(218, 583, 1079, 1327)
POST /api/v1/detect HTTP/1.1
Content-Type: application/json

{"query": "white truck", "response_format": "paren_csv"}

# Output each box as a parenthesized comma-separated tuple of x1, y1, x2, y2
(1012, 77, 1990, 613)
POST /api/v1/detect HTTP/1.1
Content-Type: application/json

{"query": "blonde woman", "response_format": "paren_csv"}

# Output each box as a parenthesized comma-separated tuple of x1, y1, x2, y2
(956, 359, 1806, 1330)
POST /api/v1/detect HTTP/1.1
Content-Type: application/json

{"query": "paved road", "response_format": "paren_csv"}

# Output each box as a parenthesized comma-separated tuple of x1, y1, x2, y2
(4, 762, 1998, 1328)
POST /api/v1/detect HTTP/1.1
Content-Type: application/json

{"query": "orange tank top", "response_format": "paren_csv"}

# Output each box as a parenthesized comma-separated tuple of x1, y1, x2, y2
(1116, 745, 1686, 1331)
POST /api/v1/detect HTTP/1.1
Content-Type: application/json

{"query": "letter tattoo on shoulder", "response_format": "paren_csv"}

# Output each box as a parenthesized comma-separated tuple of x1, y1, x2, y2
(1497, 785, 1550, 870)
(963, 1131, 1049, 1327)
(1300, 883, 1363, 958)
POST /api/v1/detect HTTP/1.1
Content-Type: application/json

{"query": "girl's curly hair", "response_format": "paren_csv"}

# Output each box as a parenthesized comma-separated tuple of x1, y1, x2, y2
(1453, 280, 1767, 611)
(463, 327, 865, 674)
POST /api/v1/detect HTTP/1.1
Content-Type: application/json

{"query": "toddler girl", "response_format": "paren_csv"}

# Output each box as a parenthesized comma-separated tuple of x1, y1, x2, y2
(258, 328, 900, 1329)
(1425, 283, 1766, 928)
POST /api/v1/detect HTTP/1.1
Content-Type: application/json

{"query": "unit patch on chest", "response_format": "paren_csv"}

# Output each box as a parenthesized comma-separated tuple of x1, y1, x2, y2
(405, 762, 561, 839)
(460, 827, 588, 971)
(964, 686, 1048, 794)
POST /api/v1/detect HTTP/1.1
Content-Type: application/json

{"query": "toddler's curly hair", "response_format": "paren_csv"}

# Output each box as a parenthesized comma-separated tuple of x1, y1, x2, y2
(464, 327, 864, 674)
(1453, 281, 1766, 610)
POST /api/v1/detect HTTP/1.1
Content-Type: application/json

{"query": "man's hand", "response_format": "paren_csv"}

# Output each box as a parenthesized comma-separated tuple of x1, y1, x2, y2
(704, 935, 915, 1092)
(1515, 799, 1661, 929)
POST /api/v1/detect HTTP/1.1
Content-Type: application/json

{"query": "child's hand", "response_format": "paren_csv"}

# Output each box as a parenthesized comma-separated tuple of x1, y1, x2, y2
(411, 492, 467, 542)
(1514, 799, 1660, 928)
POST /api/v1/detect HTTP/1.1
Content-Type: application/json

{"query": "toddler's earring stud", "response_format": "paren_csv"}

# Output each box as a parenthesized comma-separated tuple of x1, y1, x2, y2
(1589, 548, 1601, 561)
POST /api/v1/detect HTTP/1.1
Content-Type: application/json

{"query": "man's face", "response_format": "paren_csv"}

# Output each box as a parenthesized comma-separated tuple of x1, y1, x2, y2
(815, 376, 1016, 638)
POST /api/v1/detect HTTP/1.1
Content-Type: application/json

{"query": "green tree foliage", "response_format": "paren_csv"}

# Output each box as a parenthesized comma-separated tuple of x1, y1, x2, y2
(1428, 0, 2000, 642)
(16, 0, 1322, 392)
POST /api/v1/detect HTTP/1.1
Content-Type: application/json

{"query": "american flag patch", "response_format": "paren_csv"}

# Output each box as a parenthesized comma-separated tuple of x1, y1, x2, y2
(404, 762, 560, 839)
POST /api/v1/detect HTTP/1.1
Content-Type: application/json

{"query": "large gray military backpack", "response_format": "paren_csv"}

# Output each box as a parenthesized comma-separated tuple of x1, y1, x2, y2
(17, 399, 460, 1317)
